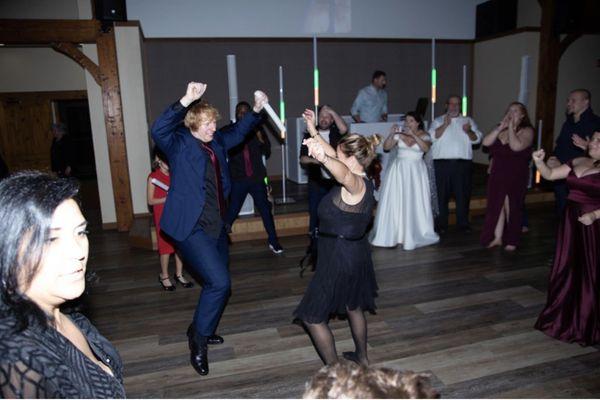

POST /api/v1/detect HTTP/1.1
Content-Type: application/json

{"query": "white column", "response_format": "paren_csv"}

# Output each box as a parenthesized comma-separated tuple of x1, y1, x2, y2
(82, 44, 117, 225)
(226, 55, 238, 122)
(115, 25, 152, 216)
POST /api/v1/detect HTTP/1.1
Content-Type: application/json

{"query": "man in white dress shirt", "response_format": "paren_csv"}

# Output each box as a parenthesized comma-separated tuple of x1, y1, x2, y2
(351, 70, 388, 123)
(428, 95, 482, 234)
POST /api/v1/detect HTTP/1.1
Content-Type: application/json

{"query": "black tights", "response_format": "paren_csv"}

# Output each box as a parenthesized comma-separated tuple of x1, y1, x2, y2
(305, 307, 368, 365)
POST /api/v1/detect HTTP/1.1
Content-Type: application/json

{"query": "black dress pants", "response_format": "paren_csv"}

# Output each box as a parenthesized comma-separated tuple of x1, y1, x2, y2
(434, 159, 472, 230)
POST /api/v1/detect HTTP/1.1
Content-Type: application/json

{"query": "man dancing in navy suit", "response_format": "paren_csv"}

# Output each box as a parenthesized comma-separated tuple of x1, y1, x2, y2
(151, 82, 267, 376)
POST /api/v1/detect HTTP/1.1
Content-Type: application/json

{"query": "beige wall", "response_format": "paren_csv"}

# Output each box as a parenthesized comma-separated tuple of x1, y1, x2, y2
(472, 31, 600, 165)
(472, 32, 539, 164)
(0, 48, 86, 92)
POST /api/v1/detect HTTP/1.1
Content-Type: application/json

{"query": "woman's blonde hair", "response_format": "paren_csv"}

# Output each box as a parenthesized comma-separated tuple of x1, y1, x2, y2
(303, 361, 439, 399)
(184, 101, 220, 131)
(337, 133, 382, 168)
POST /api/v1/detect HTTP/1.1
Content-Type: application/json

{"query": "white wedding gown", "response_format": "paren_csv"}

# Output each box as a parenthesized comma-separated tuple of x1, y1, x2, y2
(369, 137, 439, 250)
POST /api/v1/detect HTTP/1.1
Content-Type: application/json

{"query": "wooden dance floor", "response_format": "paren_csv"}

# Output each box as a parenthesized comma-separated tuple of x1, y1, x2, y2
(84, 204, 600, 398)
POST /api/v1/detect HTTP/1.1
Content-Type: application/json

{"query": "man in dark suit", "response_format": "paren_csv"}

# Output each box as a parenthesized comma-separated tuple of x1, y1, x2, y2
(151, 82, 267, 376)
(222, 101, 283, 254)
(547, 89, 600, 215)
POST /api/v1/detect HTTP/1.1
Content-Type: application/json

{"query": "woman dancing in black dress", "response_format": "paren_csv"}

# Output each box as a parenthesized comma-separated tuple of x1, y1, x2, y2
(294, 109, 380, 366)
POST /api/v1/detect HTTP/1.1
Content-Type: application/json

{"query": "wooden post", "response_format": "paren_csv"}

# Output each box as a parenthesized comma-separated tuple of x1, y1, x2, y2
(535, 0, 582, 151)
(535, 0, 560, 151)
(97, 29, 134, 231)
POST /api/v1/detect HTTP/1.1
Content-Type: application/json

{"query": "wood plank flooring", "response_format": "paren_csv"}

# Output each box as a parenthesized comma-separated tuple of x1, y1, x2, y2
(82, 204, 600, 398)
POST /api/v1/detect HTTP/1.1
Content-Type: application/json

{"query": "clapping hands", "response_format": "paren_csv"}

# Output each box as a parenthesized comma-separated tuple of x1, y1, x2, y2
(572, 134, 589, 151)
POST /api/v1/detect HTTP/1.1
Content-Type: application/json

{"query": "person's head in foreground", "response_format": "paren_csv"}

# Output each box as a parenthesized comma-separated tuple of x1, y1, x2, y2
(303, 361, 440, 399)
(0, 171, 86, 331)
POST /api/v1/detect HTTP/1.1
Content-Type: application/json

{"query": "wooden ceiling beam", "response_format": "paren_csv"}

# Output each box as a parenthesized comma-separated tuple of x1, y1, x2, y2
(52, 42, 102, 85)
(0, 19, 101, 44)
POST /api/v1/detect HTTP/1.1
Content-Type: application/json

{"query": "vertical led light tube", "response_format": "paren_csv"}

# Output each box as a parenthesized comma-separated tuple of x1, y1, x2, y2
(431, 38, 436, 122)
(536, 119, 543, 184)
(279, 65, 285, 139)
(279, 65, 287, 201)
(313, 35, 319, 115)
(226, 55, 238, 122)
(462, 65, 467, 116)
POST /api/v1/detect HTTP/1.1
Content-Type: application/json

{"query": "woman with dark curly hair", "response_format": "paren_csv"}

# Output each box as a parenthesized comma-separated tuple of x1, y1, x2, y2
(0, 171, 125, 398)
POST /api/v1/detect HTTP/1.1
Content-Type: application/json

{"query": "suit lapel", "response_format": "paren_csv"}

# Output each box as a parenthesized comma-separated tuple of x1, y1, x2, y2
(184, 134, 205, 179)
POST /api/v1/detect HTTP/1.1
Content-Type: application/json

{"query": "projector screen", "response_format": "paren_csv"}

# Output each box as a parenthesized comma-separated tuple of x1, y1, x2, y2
(126, 0, 484, 39)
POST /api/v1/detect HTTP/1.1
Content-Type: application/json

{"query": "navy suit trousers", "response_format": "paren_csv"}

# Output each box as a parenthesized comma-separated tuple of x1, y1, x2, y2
(176, 226, 230, 337)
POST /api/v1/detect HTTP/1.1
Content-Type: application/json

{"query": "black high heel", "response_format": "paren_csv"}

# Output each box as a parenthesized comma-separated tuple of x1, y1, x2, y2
(174, 274, 194, 288)
(159, 275, 175, 291)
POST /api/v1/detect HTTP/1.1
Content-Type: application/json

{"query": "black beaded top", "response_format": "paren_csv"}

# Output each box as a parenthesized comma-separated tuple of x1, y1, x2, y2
(0, 312, 125, 398)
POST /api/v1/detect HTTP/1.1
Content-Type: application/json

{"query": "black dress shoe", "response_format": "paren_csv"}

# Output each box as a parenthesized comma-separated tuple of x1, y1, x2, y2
(187, 326, 209, 375)
(173, 274, 194, 288)
(207, 334, 224, 345)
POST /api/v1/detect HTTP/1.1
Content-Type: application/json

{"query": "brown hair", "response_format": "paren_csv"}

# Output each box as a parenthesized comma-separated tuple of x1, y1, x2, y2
(184, 101, 220, 132)
(505, 101, 533, 132)
(337, 134, 381, 168)
(303, 361, 439, 399)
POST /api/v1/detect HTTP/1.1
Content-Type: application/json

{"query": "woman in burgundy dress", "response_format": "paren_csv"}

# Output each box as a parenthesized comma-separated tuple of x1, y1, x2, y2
(147, 147, 193, 291)
(480, 102, 534, 251)
(533, 130, 600, 346)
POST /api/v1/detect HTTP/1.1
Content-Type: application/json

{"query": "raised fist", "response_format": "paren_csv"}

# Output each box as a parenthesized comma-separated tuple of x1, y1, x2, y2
(253, 90, 269, 112)
(303, 109, 316, 126)
(181, 82, 207, 107)
(532, 149, 545, 163)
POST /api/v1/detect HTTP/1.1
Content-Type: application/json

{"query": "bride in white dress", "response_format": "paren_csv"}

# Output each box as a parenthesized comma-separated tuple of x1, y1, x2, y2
(370, 112, 439, 250)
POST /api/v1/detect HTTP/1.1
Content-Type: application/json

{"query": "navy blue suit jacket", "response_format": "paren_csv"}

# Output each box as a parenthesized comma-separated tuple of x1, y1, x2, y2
(151, 101, 261, 241)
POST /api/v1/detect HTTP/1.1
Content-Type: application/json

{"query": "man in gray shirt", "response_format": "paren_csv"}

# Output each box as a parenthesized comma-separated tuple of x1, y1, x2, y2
(351, 70, 388, 123)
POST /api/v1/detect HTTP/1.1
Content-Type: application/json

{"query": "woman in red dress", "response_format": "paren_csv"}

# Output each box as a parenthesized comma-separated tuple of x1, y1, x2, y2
(147, 148, 194, 291)
(532, 131, 600, 346)
(480, 102, 534, 251)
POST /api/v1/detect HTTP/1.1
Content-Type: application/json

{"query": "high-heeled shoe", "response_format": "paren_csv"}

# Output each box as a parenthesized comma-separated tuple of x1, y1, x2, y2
(174, 274, 194, 288)
(159, 275, 176, 291)
(342, 351, 368, 366)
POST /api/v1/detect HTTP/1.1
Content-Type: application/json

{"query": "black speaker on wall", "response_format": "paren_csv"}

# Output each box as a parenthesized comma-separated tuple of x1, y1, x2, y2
(94, 0, 127, 24)
(475, 0, 518, 39)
